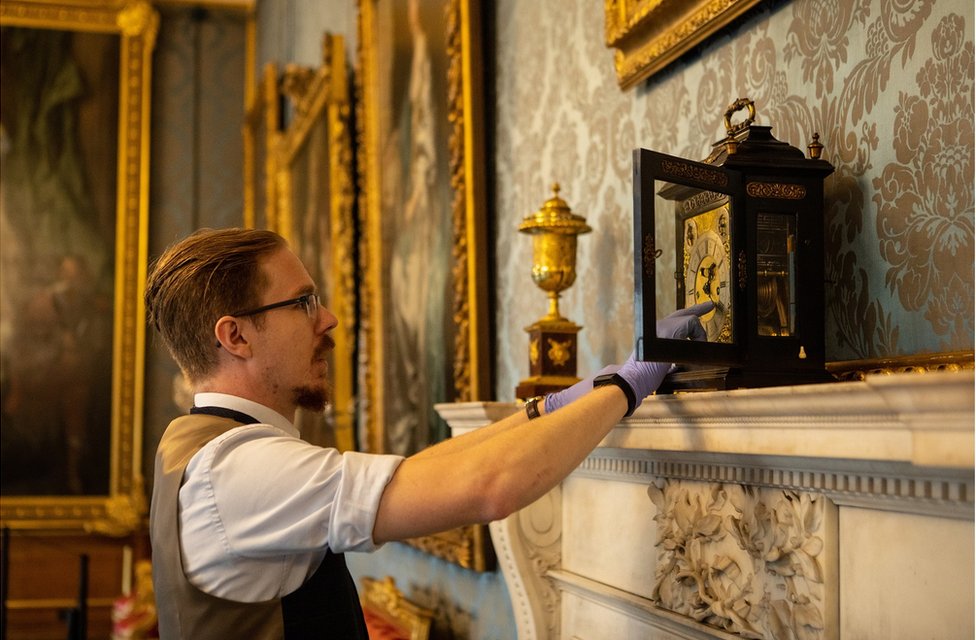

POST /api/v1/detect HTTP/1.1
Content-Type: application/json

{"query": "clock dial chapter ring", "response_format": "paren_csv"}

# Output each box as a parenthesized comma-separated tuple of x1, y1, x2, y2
(683, 225, 732, 343)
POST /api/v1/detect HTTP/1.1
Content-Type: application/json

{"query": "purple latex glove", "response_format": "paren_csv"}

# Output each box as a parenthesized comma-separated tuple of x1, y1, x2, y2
(615, 301, 715, 411)
(543, 301, 714, 415)
(543, 364, 620, 414)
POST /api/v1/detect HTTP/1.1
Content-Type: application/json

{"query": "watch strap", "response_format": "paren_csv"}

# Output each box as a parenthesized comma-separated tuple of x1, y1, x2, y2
(524, 396, 544, 420)
(592, 373, 638, 417)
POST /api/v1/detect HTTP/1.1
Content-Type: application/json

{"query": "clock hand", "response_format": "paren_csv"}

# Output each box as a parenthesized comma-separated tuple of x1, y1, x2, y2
(699, 263, 717, 297)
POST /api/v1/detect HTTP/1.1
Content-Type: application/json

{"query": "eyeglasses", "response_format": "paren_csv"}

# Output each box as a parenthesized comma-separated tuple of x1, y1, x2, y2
(230, 293, 320, 320)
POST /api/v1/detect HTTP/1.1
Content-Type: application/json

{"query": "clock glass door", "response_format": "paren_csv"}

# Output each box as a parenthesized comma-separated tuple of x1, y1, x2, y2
(633, 148, 741, 366)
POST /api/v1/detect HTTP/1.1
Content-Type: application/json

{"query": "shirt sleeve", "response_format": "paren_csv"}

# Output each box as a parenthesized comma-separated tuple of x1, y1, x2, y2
(182, 424, 403, 559)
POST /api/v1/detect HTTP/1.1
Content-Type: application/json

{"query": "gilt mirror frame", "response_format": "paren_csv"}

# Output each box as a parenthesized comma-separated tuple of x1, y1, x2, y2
(605, 0, 761, 89)
(0, 0, 156, 534)
(271, 33, 358, 452)
(357, 0, 493, 570)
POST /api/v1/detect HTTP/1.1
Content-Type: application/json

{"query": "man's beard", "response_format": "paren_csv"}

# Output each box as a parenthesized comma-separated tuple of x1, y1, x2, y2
(293, 335, 335, 412)
(293, 382, 330, 413)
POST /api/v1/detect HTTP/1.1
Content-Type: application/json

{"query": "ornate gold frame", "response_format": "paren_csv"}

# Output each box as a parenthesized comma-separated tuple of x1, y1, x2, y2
(242, 58, 280, 230)
(357, 0, 493, 570)
(827, 351, 975, 381)
(0, 0, 157, 534)
(271, 34, 357, 451)
(361, 576, 434, 640)
(605, 0, 761, 89)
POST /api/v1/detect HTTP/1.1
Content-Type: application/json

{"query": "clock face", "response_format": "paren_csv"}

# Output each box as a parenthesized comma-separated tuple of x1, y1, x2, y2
(683, 204, 732, 343)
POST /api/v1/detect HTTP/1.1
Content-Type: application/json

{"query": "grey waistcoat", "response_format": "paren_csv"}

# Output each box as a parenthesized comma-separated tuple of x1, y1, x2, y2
(149, 409, 368, 639)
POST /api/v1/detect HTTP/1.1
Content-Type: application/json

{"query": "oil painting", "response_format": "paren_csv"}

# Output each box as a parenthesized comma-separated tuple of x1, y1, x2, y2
(0, 0, 154, 534)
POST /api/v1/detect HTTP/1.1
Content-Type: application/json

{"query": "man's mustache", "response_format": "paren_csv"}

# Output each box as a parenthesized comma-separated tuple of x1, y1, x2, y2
(315, 334, 336, 358)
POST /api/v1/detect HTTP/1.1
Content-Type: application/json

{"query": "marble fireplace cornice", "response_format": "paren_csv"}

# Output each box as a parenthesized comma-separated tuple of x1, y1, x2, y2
(440, 370, 973, 469)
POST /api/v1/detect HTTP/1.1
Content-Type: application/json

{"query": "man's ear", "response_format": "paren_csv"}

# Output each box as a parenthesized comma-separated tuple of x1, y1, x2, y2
(214, 315, 251, 358)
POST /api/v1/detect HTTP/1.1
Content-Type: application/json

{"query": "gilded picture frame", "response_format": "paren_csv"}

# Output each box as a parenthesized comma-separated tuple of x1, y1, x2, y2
(605, 0, 761, 89)
(357, 0, 493, 570)
(0, 0, 156, 534)
(242, 59, 281, 231)
(271, 33, 357, 452)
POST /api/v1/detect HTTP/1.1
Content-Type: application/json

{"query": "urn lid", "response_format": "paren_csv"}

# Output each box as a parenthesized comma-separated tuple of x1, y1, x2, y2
(519, 183, 592, 236)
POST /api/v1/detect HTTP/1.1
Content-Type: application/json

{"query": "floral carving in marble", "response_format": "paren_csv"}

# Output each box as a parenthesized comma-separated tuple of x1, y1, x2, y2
(648, 480, 834, 640)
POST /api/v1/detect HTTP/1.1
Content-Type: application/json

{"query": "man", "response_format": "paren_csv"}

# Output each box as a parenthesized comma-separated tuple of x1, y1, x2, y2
(145, 227, 710, 639)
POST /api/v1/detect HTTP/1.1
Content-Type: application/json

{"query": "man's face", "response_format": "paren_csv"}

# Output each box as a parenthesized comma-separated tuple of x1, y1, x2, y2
(249, 247, 338, 414)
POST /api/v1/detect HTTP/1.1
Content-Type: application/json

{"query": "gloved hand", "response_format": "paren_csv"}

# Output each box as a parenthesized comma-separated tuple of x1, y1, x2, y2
(615, 301, 715, 412)
(543, 301, 714, 415)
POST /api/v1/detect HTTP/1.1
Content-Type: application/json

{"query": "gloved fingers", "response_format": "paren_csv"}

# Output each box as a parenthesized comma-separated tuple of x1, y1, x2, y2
(684, 316, 707, 341)
(666, 301, 715, 318)
(658, 315, 708, 340)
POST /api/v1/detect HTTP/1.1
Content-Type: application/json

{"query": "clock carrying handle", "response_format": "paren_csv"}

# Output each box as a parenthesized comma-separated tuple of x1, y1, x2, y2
(724, 98, 755, 137)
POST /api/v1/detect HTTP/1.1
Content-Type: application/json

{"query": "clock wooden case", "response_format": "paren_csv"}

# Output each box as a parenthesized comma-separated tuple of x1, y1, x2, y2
(634, 99, 835, 391)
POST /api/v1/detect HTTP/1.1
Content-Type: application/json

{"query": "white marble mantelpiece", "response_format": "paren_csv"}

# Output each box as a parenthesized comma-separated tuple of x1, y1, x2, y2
(436, 370, 974, 640)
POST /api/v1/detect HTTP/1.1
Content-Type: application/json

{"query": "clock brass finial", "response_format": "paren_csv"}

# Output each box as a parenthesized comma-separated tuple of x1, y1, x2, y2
(808, 133, 824, 159)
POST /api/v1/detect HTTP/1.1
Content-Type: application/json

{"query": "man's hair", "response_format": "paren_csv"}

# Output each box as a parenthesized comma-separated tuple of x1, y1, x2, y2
(145, 227, 287, 383)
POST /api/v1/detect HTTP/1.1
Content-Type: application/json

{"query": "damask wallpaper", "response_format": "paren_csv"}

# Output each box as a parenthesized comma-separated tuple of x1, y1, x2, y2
(493, 0, 974, 397)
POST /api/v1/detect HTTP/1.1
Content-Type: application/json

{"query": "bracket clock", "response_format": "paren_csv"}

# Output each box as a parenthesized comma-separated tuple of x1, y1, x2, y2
(634, 98, 835, 391)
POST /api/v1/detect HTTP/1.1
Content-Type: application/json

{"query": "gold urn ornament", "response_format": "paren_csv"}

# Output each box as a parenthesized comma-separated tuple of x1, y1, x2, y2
(515, 184, 592, 399)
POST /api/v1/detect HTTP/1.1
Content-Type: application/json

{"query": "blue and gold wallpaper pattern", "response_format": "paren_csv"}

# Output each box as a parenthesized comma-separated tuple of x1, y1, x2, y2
(493, 0, 974, 398)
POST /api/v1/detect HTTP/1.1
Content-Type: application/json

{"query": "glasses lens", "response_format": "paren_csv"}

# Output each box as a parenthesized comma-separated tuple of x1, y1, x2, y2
(303, 294, 320, 318)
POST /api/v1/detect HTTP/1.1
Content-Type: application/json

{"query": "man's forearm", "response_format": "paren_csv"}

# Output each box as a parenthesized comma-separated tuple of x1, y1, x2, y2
(372, 385, 628, 543)
(475, 385, 627, 511)
(409, 400, 545, 460)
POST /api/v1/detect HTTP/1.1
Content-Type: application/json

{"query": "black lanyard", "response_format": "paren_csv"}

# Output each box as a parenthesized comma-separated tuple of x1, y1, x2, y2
(189, 405, 258, 425)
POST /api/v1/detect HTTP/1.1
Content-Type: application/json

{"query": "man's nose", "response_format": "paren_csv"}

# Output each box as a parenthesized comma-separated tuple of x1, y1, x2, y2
(317, 305, 338, 333)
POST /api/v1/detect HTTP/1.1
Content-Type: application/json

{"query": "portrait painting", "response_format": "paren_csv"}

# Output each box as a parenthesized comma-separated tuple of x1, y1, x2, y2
(358, 0, 493, 570)
(0, 0, 154, 534)
(359, 0, 490, 457)
(378, 0, 452, 456)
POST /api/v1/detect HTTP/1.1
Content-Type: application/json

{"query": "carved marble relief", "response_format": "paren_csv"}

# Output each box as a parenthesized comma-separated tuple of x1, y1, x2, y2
(648, 480, 836, 640)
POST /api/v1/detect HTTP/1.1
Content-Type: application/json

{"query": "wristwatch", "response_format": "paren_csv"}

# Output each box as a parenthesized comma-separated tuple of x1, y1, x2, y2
(592, 373, 637, 417)
(523, 395, 544, 420)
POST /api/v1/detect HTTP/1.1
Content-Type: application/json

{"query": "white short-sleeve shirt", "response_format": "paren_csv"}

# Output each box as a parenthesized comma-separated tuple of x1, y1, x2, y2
(178, 393, 403, 602)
